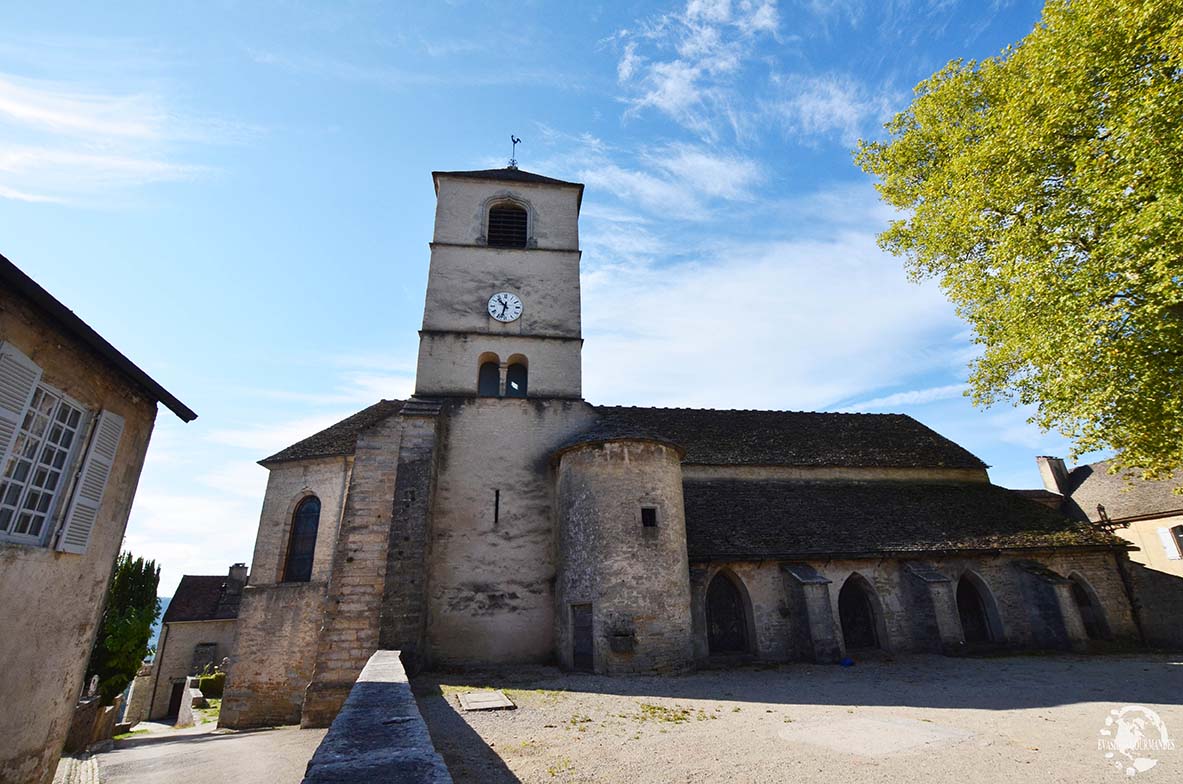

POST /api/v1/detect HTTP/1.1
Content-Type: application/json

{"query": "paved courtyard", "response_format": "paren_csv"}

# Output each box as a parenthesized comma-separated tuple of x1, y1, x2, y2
(415, 654, 1183, 784)
(88, 723, 325, 784)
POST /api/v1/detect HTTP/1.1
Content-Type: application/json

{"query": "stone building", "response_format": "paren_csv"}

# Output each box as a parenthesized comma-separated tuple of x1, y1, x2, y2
(220, 167, 1139, 730)
(145, 563, 247, 720)
(0, 253, 195, 784)
(1027, 457, 1183, 648)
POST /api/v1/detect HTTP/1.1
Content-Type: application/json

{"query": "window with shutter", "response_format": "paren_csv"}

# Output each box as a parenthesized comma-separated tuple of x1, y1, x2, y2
(1158, 527, 1183, 561)
(56, 410, 124, 554)
(0, 342, 43, 479)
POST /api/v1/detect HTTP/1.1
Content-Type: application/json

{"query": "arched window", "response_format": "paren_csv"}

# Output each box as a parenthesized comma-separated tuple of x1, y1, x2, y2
(478, 361, 501, 397)
(487, 203, 528, 248)
(506, 363, 528, 398)
(283, 496, 320, 582)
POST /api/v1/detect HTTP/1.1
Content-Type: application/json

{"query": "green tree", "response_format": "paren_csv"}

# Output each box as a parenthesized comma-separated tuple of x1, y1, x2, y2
(856, 0, 1183, 484)
(87, 553, 161, 705)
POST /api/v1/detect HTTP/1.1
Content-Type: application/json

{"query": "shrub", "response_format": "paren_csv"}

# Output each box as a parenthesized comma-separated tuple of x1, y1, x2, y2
(198, 672, 225, 698)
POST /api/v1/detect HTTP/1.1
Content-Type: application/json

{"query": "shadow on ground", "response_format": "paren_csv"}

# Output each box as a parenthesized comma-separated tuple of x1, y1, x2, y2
(416, 691, 521, 783)
(414, 652, 1183, 714)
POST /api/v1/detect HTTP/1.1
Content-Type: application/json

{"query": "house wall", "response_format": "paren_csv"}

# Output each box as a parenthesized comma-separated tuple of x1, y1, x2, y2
(693, 551, 1138, 660)
(1113, 515, 1183, 647)
(0, 291, 157, 784)
(219, 582, 326, 729)
(1117, 514, 1183, 578)
(248, 456, 351, 586)
(425, 398, 595, 666)
(147, 619, 237, 720)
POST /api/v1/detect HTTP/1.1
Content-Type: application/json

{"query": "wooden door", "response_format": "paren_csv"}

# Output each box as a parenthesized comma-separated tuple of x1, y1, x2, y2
(572, 604, 593, 672)
(167, 681, 186, 717)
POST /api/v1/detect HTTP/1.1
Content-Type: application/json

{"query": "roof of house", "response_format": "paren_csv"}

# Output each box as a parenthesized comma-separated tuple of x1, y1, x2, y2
(0, 253, 196, 422)
(260, 399, 405, 465)
(587, 406, 987, 469)
(1063, 460, 1183, 523)
(683, 479, 1122, 561)
(162, 575, 245, 623)
(1012, 488, 1064, 509)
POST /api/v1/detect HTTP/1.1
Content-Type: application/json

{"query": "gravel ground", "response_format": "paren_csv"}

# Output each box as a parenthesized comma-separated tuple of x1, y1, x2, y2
(415, 653, 1183, 784)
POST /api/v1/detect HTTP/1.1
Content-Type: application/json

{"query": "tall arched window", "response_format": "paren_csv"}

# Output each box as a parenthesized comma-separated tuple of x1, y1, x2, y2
(283, 496, 320, 583)
(506, 363, 528, 398)
(487, 203, 528, 248)
(478, 361, 501, 397)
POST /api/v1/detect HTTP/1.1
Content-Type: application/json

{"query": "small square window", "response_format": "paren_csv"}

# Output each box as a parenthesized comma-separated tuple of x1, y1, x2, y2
(641, 507, 658, 528)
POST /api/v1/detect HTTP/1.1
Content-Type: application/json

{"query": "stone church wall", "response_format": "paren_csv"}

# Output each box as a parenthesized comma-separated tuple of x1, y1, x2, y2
(425, 398, 596, 666)
(432, 178, 580, 251)
(302, 413, 406, 727)
(692, 551, 1138, 662)
(219, 582, 326, 728)
(415, 332, 582, 399)
(556, 440, 693, 674)
(248, 457, 352, 586)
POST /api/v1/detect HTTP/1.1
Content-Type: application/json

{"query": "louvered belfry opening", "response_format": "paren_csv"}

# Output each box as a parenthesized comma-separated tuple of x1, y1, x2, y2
(487, 203, 528, 248)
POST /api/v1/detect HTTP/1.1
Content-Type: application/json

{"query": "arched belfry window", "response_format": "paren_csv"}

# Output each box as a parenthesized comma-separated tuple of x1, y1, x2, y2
(478, 361, 501, 397)
(487, 203, 528, 248)
(506, 362, 528, 398)
(283, 496, 320, 583)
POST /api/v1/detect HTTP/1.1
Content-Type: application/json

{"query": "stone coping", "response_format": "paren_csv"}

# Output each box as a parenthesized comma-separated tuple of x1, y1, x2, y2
(301, 651, 452, 784)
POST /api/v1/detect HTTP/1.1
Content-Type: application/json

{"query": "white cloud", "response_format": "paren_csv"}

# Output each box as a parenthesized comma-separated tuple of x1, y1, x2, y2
(613, 1, 781, 140)
(581, 228, 960, 410)
(768, 73, 893, 146)
(0, 69, 232, 204)
(843, 383, 967, 412)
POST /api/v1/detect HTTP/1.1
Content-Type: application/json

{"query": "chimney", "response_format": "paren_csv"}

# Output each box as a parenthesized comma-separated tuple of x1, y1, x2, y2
(1035, 456, 1069, 495)
(228, 563, 249, 584)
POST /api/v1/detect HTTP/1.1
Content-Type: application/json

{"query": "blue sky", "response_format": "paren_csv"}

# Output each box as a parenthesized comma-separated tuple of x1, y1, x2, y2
(0, 0, 1099, 595)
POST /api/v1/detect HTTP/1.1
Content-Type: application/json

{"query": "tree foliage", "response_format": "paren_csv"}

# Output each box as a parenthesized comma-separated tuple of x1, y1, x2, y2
(856, 0, 1183, 483)
(87, 552, 161, 705)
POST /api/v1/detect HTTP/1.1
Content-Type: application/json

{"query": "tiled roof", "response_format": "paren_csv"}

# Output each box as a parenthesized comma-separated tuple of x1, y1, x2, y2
(683, 479, 1121, 561)
(1064, 460, 1183, 522)
(432, 167, 583, 189)
(163, 575, 245, 623)
(260, 400, 405, 465)
(588, 407, 988, 469)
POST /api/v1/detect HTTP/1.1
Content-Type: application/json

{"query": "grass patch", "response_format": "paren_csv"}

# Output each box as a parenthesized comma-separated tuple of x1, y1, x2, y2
(196, 698, 221, 723)
(113, 729, 149, 740)
(625, 702, 717, 725)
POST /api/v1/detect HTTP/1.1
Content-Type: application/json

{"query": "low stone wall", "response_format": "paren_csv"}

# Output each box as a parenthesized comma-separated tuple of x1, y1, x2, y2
(302, 651, 452, 784)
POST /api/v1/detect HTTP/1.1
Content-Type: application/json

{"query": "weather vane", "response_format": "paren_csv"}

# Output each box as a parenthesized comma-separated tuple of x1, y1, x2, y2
(509, 135, 521, 168)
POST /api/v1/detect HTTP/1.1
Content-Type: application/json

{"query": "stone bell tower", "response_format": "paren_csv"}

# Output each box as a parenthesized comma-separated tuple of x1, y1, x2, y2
(414, 167, 585, 400)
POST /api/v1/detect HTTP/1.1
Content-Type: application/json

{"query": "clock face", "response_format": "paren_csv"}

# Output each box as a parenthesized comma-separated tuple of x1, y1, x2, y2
(487, 292, 523, 322)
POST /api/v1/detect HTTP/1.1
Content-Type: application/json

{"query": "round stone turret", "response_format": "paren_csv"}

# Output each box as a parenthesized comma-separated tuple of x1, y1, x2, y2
(553, 434, 693, 674)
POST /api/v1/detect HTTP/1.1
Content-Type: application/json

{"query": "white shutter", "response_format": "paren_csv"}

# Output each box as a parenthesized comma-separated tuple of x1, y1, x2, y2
(0, 342, 42, 476)
(1157, 527, 1182, 560)
(57, 410, 124, 554)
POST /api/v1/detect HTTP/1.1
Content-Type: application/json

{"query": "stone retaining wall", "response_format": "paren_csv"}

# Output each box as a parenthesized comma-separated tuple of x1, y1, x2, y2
(302, 650, 451, 784)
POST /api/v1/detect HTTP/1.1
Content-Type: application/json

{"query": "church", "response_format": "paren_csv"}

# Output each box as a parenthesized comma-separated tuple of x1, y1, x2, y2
(219, 166, 1139, 730)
